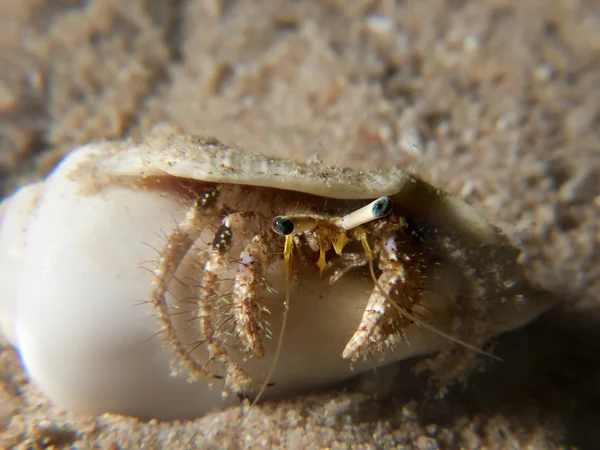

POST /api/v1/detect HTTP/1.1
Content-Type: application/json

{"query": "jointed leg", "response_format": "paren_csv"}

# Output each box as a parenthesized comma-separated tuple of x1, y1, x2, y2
(150, 187, 221, 381)
(342, 233, 414, 361)
(344, 233, 501, 362)
(342, 267, 405, 360)
(196, 221, 257, 395)
(233, 235, 270, 358)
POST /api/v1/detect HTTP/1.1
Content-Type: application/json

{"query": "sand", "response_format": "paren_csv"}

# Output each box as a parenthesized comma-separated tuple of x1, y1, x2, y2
(0, 0, 599, 448)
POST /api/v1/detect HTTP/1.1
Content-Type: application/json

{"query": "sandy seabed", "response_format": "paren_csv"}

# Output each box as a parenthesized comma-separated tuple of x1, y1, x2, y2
(1, 1, 599, 448)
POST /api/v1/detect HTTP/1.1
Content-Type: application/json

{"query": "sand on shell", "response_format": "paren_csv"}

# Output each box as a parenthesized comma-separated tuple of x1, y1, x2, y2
(1, 0, 599, 448)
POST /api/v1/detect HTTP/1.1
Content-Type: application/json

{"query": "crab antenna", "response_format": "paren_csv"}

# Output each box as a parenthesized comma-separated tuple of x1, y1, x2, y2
(252, 234, 294, 407)
(340, 196, 392, 230)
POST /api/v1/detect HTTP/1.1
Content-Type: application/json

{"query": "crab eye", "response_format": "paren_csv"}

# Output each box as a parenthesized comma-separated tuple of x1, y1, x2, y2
(272, 216, 318, 235)
(371, 196, 392, 218)
(340, 196, 393, 230)
(273, 216, 295, 235)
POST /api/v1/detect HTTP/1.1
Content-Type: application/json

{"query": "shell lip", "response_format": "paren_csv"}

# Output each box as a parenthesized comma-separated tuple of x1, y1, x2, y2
(92, 136, 413, 200)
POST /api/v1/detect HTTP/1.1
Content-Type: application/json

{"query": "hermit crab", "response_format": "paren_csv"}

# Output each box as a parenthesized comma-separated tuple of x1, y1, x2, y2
(0, 130, 554, 420)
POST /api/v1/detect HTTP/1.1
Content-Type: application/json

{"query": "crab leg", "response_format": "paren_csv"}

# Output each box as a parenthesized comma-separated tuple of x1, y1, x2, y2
(342, 234, 415, 361)
(342, 266, 406, 361)
(197, 223, 230, 360)
(197, 222, 257, 395)
(344, 232, 502, 363)
(150, 186, 221, 381)
(232, 235, 269, 358)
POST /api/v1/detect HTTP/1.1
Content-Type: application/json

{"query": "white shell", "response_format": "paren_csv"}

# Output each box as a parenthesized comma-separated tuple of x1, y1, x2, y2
(0, 133, 555, 420)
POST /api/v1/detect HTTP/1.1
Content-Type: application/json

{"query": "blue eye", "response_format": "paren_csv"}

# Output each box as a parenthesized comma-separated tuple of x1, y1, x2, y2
(272, 216, 295, 235)
(371, 196, 392, 218)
